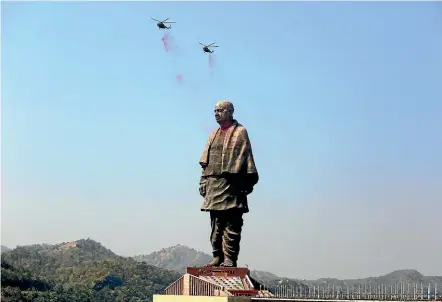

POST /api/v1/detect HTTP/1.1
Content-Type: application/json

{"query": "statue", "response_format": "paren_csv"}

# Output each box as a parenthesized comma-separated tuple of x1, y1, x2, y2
(199, 100, 259, 268)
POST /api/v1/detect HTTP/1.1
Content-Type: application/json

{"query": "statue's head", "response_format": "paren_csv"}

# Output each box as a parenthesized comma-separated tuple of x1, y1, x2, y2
(214, 100, 234, 125)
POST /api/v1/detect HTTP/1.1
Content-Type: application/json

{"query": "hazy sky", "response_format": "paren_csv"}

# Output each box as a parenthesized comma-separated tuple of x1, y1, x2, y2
(2, 1, 441, 280)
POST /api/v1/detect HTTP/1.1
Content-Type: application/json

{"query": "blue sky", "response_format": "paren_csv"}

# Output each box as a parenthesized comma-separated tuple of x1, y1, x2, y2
(2, 1, 441, 279)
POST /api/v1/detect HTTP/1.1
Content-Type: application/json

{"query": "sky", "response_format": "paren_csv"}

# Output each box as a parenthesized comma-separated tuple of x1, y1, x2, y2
(1, 1, 442, 280)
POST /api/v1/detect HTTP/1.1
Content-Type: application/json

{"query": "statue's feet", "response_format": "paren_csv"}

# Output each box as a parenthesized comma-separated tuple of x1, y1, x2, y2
(220, 258, 237, 267)
(204, 256, 222, 267)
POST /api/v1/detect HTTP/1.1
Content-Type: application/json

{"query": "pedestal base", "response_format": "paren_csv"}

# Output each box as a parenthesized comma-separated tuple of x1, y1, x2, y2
(163, 266, 273, 297)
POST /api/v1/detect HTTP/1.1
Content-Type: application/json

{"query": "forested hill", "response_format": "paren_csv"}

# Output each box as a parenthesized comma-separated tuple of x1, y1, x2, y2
(135, 244, 442, 289)
(2, 239, 441, 301)
(1, 239, 180, 301)
(133, 244, 282, 283)
(133, 244, 212, 273)
(1, 245, 11, 253)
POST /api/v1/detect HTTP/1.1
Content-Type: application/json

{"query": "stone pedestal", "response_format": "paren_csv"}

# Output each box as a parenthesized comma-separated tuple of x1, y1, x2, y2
(162, 266, 271, 298)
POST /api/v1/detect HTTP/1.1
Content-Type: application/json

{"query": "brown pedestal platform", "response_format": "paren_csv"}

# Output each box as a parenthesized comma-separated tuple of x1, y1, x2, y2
(163, 266, 272, 297)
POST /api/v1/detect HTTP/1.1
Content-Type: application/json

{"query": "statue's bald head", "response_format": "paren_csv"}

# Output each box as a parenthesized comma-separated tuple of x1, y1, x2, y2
(214, 100, 234, 126)
(216, 100, 234, 114)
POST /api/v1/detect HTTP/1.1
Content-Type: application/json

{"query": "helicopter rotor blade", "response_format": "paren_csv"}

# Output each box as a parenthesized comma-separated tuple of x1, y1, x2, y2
(151, 18, 162, 22)
(199, 42, 207, 46)
(163, 21, 176, 23)
(207, 43, 216, 47)
(209, 45, 219, 48)
(161, 18, 170, 22)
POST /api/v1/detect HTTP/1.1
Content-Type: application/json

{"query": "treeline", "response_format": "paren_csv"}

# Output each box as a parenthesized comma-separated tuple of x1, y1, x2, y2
(1, 239, 180, 301)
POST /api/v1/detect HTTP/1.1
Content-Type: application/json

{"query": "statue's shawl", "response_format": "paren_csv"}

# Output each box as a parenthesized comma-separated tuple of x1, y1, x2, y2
(200, 120, 258, 175)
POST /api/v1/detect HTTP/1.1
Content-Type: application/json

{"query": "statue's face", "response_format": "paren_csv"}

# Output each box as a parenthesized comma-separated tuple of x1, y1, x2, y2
(214, 103, 231, 124)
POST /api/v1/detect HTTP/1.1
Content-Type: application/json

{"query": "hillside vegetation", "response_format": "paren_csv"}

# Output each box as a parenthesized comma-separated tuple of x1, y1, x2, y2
(1, 245, 11, 253)
(2, 239, 441, 301)
(1, 239, 179, 301)
(134, 244, 212, 273)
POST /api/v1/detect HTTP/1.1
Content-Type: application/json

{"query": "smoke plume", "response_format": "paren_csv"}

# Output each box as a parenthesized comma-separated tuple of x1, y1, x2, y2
(176, 73, 184, 84)
(161, 32, 175, 52)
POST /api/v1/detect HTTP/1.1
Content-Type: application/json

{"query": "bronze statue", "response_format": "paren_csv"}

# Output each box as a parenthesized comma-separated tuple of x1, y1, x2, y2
(199, 100, 259, 267)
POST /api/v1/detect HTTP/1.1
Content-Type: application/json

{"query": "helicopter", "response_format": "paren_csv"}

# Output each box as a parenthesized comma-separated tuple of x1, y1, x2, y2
(151, 18, 175, 29)
(199, 42, 219, 54)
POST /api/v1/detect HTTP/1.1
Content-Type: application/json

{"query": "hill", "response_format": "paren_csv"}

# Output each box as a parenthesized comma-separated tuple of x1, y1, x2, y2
(304, 269, 442, 290)
(1, 238, 180, 301)
(3, 240, 441, 300)
(2, 238, 117, 274)
(134, 244, 442, 291)
(134, 244, 212, 273)
(1, 245, 11, 253)
(133, 244, 282, 283)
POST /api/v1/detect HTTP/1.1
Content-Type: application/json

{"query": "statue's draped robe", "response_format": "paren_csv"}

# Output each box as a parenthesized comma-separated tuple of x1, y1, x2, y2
(199, 120, 259, 212)
(199, 120, 259, 263)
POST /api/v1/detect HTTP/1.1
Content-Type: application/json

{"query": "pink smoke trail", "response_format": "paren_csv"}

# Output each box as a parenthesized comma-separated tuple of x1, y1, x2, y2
(162, 32, 171, 52)
(176, 74, 184, 84)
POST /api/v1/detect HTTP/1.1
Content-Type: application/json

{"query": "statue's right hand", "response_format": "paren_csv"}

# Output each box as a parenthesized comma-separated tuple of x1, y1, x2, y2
(199, 184, 206, 197)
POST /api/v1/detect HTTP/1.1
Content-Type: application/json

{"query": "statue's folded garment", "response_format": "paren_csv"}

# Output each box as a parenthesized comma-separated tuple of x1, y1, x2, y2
(199, 120, 259, 213)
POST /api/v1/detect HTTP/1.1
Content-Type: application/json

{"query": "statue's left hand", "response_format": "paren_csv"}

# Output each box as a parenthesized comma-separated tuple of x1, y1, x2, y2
(241, 187, 253, 195)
